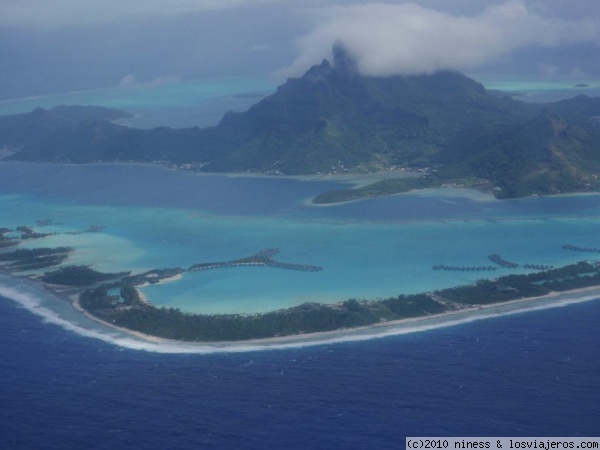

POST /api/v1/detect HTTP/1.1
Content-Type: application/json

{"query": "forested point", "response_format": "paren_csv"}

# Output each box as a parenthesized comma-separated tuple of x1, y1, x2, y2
(2, 222, 599, 342)
(79, 261, 600, 342)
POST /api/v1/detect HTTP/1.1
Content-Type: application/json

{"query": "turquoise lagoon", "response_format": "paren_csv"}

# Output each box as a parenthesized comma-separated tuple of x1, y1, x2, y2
(0, 76, 275, 129)
(471, 73, 600, 102)
(2, 162, 600, 316)
(1, 75, 600, 320)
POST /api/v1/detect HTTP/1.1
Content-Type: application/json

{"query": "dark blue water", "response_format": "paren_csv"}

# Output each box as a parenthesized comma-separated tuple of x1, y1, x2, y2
(3, 163, 600, 222)
(2, 162, 600, 448)
(0, 163, 334, 216)
(1, 297, 599, 449)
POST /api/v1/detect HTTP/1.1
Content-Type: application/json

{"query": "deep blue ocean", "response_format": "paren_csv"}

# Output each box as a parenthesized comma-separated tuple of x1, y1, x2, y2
(1, 165, 600, 450)
(1, 297, 599, 449)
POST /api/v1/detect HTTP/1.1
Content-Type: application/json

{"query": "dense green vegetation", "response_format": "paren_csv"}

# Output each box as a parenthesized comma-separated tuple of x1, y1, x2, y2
(3, 221, 599, 341)
(381, 294, 448, 318)
(78, 284, 142, 310)
(120, 285, 142, 305)
(82, 299, 381, 341)
(0, 239, 19, 248)
(0, 247, 72, 271)
(77, 261, 600, 342)
(3, 47, 600, 199)
(0, 105, 130, 154)
(0, 247, 72, 261)
(79, 287, 121, 310)
(0, 228, 18, 248)
(313, 176, 441, 204)
(41, 265, 130, 286)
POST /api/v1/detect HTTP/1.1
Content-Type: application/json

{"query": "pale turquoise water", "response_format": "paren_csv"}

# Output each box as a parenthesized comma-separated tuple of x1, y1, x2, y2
(0, 76, 275, 128)
(2, 163, 600, 315)
(470, 73, 600, 102)
(1, 76, 599, 316)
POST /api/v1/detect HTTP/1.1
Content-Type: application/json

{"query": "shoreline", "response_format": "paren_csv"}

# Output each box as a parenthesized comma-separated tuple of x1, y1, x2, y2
(3, 221, 600, 348)
(2, 266, 600, 350)
(305, 186, 495, 208)
(136, 273, 183, 291)
(70, 293, 170, 344)
(67, 283, 600, 347)
(3, 159, 599, 205)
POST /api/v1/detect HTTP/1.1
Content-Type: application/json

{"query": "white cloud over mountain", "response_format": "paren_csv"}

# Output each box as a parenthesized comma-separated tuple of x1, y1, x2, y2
(281, 1, 600, 77)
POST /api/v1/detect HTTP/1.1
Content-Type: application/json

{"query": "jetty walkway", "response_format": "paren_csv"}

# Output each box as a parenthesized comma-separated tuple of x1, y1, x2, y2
(488, 254, 519, 268)
(188, 248, 323, 273)
(432, 265, 497, 272)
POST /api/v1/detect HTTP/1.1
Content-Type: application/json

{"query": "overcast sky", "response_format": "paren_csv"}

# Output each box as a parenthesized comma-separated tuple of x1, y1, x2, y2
(1, 0, 599, 100)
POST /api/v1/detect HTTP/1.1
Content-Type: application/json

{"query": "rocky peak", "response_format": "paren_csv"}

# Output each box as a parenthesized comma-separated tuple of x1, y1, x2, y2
(301, 59, 333, 83)
(332, 43, 358, 76)
(300, 43, 359, 83)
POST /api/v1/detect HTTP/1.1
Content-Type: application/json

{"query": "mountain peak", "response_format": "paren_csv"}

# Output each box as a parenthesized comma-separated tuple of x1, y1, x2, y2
(332, 43, 358, 76)
(300, 44, 359, 83)
(301, 59, 333, 83)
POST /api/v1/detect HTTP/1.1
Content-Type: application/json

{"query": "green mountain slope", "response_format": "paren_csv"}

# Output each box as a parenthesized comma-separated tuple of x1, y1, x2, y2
(2, 47, 600, 198)
(203, 46, 539, 174)
(437, 99, 600, 197)
(0, 105, 130, 153)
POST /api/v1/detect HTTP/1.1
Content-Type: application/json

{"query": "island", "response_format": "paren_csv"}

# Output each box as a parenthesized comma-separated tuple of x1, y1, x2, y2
(2, 46, 600, 201)
(68, 261, 600, 342)
(1, 221, 600, 342)
(2, 44, 600, 340)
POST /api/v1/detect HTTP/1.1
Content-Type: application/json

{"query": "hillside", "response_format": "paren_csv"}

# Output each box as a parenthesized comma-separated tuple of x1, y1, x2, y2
(436, 99, 600, 198)
(0, 105, 130, 153)
(2, 47, 600, 198)
(202, 46, 540, 174)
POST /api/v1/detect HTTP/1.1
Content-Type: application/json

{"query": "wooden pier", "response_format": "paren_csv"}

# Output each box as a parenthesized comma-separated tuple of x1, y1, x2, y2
(488, 254, 519, 268)
(188, 248, 323, 273)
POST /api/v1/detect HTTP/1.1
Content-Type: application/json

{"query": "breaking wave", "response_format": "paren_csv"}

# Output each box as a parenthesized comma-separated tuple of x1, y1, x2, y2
(1, 275, 599, 354)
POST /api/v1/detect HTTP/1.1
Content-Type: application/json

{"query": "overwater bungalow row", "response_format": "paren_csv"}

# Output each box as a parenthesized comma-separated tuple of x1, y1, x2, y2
(35, 219, 55, 226)
(523, 264, 554, 270)
(266, 261, 323, 272)
(562, 244, 600, 253)
(432, 265, 497, 272)
(488, 254, 519, 268)
(188, 261, 267, 271)
(85, 225, 107, 233)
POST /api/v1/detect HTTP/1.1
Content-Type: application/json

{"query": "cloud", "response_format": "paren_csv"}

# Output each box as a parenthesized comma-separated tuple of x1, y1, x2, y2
(538, 64, 559, 78)
(280, 0, 600, 78)
(118, 75, 139, 88)
(0, 0, 277, 28)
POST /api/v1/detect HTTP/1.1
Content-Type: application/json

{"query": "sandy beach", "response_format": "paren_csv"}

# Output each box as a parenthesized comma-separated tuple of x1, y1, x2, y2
(67, 284, 600, 348)
(3, 255, 600, 349)
(70, 293, 169, 344)
(136, 273, 183, 291)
